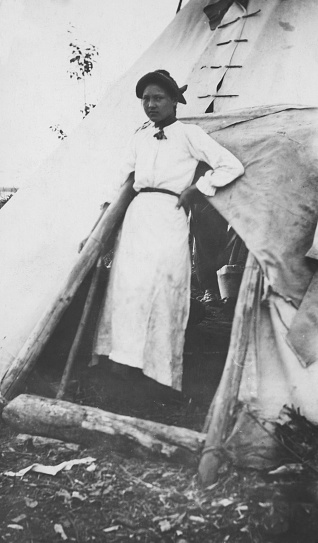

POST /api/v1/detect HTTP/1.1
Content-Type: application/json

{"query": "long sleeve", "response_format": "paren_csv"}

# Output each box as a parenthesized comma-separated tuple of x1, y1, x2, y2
(101, 134, 137, 204)
(119, 133, 137, 185)
(186, 125, 244, 196)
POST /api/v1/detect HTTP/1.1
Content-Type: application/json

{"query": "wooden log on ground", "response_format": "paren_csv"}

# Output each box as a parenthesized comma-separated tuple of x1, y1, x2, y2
(2, 394, 206, 465)
(198, 253, 261, 485)
(0, 178, 135, 402)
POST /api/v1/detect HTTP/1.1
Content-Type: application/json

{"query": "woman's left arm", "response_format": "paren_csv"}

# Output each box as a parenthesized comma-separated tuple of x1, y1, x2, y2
(177, 126, 244, 210)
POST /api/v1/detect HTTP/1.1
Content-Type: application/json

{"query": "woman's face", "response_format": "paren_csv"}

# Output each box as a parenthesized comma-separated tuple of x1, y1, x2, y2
(142, 84, 177, 123)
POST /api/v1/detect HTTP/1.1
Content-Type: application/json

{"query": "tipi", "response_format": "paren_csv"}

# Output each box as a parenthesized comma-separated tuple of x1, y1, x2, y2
(1, 0, 318, 485)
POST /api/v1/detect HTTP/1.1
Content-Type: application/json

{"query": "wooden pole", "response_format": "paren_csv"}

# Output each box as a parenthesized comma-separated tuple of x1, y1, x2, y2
(56, 259, 103, 400)
(3, 394, 206, 465)
(0, 179, 135, 401)
(176, 0, 183, 13)
(198, 253, 261, 485)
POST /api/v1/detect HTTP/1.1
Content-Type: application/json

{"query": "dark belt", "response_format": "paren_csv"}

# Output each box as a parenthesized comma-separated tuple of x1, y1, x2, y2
(139, 187, 180, 198)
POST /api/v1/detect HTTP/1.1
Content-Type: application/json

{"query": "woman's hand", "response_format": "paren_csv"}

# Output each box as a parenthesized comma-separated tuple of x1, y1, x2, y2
(176, 185, 201, 213)
(78, 201, 111, 253)
(78, 238, 88, 253)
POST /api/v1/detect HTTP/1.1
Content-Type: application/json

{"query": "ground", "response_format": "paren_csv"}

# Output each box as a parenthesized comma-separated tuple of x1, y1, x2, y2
(1, 287, 318, 542)
(2, 424, 318, 543)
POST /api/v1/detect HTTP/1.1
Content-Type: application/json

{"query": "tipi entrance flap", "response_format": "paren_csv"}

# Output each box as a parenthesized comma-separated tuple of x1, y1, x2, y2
(182, 106, 318, 309)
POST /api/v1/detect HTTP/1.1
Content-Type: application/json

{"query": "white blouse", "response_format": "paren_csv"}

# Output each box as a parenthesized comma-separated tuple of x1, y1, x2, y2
(114, 120, 244, 200)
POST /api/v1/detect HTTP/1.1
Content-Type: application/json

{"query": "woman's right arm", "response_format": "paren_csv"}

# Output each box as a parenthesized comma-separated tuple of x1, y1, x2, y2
(78, 204, 109, 253)
(79, 127, 137, 253)
(78, 173, 135, 253)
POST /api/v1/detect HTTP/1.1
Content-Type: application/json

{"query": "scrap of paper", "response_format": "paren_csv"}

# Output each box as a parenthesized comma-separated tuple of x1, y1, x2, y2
(4, 456, 96, 477)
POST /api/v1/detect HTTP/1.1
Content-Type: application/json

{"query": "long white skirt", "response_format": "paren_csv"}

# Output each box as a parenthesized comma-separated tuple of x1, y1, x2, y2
(93, 191, 191, 390)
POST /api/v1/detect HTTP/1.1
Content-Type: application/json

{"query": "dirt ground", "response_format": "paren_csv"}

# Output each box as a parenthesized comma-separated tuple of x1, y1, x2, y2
(1, 288, 318, 542)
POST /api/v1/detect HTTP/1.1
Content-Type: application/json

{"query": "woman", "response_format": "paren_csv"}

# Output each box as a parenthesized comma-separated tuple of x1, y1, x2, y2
(93, 69, 244, 390)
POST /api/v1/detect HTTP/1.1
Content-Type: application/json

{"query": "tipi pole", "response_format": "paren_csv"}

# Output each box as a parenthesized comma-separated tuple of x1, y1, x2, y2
(56, 258, 103, 400)
(176, 0, 183, 13)
(198, 253, 261, 485)
(0, 178, 135, 401)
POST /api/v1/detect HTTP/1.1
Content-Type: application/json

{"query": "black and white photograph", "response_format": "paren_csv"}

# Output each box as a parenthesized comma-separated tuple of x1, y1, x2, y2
(1, 1, 318, 541)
